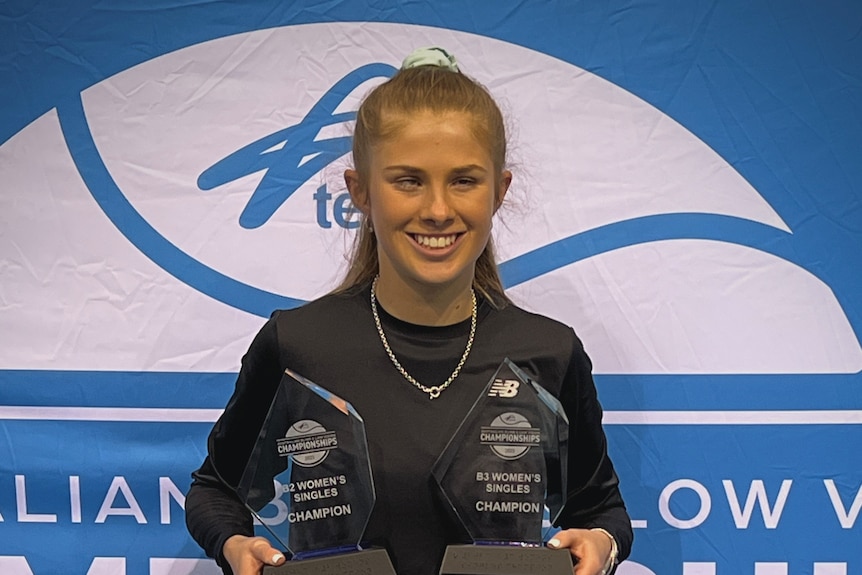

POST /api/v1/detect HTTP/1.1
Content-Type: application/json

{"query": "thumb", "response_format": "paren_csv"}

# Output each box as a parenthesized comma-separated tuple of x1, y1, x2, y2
(250, 537, 287, 566)
(547, 529, 578, 550)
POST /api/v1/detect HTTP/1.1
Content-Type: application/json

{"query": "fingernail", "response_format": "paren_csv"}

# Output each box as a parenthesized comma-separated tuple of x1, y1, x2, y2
(547, 538, 560, 548)
(272, 553, 285, 564)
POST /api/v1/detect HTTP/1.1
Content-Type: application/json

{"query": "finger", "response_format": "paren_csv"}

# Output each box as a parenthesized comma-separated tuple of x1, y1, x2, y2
(249, 537, 286, 566)
(548, 531, 602, 575)
(546, 529, 577, 550)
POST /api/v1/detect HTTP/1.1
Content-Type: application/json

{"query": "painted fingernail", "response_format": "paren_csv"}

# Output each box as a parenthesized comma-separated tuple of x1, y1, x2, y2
(547, 538, 561, 548)
(272, 553, 285, 564)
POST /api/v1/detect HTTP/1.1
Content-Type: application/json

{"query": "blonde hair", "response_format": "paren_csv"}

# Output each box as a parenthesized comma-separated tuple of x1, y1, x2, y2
(334, 65, 510, 307)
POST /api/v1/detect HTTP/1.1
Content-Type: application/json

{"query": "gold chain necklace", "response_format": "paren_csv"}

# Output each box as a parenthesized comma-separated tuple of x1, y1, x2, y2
(370, 276, 477, 399)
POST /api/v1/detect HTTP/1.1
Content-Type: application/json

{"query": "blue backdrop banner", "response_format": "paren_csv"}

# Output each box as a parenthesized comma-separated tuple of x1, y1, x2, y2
(1, 1, 860, 574)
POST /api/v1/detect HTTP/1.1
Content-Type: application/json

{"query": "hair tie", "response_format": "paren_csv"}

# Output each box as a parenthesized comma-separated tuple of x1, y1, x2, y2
(401, 47, 460, 72)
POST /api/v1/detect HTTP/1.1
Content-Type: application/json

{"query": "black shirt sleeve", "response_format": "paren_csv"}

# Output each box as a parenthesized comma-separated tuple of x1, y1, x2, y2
(185, 314, 284, 572)
(555, 331, 633, 564)
(186, 456, 254, 573)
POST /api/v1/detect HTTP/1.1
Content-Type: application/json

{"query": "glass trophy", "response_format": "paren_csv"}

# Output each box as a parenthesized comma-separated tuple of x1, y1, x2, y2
(234, 368, 395, 575)
(432, 359, 573, 575)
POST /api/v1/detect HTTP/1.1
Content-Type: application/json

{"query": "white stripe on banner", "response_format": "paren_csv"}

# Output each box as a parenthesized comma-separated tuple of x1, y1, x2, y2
(0, 407, 861, 424)
(0, 406, 223, 422)
(603, 410, 862, 425)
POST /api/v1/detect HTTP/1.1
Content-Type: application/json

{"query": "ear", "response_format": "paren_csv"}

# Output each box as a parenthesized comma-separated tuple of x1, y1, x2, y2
(344, 169, 370, 215)
(495, 169, 512, 212)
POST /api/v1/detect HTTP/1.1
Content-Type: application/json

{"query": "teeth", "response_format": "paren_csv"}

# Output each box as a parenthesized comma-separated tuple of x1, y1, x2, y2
(414, 234, 457, 248)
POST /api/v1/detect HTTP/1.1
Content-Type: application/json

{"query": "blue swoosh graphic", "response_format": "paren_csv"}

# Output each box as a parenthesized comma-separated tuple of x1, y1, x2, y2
(499, 213, 796, 287)
(198, 63, 397, 228)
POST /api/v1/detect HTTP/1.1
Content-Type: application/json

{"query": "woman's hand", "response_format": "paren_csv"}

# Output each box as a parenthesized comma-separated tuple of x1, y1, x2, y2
(547, 528, 614, 575)
(222, 534, 286, 575)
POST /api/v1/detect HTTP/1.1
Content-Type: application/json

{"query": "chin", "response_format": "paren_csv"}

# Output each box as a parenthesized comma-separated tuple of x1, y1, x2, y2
(406, 268, 474, 289)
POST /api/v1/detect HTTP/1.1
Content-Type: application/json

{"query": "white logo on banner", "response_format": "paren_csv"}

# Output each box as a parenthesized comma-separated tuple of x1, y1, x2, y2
(0, 22, 859, 373)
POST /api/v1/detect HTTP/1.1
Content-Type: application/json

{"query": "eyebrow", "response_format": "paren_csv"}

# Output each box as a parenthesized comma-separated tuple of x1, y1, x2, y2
(382, 164, 488, 174)
(451, 164, 488, 175)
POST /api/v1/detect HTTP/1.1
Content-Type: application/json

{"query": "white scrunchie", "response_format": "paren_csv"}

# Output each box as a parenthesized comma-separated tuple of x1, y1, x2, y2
(401, 46, 460, 72)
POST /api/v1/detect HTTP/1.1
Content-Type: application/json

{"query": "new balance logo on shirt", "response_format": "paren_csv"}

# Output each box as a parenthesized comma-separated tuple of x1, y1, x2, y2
(488, 379, 520, 397)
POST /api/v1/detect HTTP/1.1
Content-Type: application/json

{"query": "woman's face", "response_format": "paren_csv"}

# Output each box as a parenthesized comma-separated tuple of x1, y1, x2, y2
(347, 110, 511, 294)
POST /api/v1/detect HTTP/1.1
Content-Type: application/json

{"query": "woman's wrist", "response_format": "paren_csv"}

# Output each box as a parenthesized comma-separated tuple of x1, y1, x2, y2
(590, 527, 619, 575)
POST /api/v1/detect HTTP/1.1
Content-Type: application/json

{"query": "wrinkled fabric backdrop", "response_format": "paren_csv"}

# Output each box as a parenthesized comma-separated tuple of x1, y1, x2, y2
(1, 1, 860, 573)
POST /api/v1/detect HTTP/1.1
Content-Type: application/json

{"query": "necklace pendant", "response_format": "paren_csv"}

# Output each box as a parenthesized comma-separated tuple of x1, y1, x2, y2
(428, 387, 442, 399)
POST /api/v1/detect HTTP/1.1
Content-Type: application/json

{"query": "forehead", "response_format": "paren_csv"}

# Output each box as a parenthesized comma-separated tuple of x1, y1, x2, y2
(372, 110, 492, 166)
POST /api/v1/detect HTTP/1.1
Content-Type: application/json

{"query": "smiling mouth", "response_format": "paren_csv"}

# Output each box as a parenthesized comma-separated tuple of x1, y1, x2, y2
(412, 233, 460, 249)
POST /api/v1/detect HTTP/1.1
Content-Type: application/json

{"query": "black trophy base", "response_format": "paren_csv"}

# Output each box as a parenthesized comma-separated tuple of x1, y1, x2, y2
(263, 547, 396, 575)
(439, 544, 574, 575)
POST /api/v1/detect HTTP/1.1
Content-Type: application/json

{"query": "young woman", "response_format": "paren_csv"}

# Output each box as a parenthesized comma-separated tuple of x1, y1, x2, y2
(186, 47, 632, 575)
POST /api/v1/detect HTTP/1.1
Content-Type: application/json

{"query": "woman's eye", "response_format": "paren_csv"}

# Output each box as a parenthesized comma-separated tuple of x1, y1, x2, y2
(395, 178, 421, 189)
(453, 177, 476, 187)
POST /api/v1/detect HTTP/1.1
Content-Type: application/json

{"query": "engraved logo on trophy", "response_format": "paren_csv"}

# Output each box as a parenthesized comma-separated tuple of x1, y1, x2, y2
(278, 419, 337, 467)
(481, 412, 540, 461)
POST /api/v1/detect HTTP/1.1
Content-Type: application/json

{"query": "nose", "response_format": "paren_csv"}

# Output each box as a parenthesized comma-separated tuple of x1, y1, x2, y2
(420, 184, 455, 226)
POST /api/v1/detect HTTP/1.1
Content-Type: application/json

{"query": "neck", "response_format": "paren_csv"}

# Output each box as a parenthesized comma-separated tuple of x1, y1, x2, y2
(373, 274, 474, 326)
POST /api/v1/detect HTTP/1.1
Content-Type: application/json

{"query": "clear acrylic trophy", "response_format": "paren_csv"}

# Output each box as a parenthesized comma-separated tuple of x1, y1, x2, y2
(432, 359, 572, 575)
(234, 368, 395, 575)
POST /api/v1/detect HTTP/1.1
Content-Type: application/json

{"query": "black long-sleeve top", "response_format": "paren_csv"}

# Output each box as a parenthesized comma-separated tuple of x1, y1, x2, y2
(186, 283, 633, 574)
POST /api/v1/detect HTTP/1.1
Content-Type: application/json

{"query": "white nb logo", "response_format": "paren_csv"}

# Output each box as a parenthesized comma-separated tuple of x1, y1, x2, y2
(488, 378, 520, 398)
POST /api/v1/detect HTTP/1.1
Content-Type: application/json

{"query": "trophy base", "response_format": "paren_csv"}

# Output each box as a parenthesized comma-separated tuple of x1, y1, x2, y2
(439, 544, 574, 575)
(263, 547, 396, 575)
